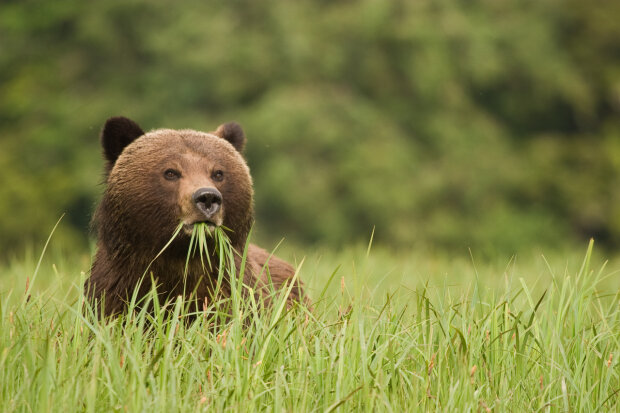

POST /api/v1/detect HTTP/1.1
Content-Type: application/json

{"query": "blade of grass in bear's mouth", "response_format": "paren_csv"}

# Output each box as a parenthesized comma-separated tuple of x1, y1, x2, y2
(184, 222, 235, 279)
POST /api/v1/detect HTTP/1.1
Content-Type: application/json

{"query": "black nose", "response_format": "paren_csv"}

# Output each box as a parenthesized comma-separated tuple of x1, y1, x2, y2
(192, 187, 222, 218)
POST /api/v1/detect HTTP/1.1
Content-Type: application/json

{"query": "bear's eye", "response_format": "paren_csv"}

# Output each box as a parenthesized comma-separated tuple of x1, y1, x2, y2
(212, 170, 224, 182)
(164, 169, 181, 180)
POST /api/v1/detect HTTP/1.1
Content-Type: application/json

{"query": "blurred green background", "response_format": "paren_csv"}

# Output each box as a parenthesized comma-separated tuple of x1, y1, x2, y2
(1, 0, 619, 259)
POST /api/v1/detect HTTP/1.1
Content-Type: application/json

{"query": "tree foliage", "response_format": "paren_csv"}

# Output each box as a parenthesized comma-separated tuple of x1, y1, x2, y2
(1, 0, 619, 255)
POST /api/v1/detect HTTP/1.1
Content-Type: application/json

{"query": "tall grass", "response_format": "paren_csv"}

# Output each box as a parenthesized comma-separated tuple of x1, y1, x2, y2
(0, 237, 618, 411)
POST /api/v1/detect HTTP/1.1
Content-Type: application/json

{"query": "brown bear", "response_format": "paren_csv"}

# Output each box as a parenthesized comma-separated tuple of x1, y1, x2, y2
(86, 116, 307, 317)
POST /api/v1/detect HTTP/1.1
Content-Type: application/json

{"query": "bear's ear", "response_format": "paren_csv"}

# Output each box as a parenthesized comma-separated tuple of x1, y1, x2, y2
(213, 122, 246, 153)
(101, 116, 145, 167)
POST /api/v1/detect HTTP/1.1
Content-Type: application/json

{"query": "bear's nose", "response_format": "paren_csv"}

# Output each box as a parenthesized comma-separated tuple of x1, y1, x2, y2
(192, 187, 222, 219)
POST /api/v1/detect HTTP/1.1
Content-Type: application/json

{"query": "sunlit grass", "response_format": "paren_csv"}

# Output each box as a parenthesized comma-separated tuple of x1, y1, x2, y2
(0, 237, 618, 411)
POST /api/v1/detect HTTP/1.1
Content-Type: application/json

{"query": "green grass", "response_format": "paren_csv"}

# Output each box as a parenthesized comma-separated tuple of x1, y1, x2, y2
(0, 238, 618, 412)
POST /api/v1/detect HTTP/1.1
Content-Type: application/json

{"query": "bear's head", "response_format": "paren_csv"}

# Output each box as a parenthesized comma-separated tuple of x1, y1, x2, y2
(95, 116, 253, 258)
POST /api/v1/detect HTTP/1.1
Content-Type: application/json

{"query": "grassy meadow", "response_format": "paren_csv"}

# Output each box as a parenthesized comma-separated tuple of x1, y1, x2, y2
(0, 236, 619, 412)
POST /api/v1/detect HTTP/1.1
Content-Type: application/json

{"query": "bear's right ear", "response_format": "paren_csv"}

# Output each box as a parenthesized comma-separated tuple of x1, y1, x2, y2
(101, 116, 145, 169)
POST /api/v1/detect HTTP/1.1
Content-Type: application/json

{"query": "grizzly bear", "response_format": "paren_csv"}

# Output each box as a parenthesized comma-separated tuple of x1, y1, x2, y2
(87, 116, 307, 317)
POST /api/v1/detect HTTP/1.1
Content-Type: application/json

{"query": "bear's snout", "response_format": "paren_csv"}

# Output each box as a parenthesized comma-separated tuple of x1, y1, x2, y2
(192, 187, 222, 221)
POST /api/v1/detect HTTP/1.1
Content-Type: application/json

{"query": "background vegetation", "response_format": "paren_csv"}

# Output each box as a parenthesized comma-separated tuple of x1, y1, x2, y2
(1, 0, 620, 257)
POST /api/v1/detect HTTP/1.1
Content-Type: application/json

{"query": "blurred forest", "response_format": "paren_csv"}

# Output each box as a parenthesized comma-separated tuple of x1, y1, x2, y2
(1, 0, 619, 258)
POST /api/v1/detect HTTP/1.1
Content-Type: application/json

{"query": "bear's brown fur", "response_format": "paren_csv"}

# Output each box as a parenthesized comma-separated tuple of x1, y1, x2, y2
(87, 117, 307, 317)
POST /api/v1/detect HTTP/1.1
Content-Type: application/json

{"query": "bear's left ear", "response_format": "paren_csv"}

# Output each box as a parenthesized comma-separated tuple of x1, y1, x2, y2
(213, 122, 246, 153)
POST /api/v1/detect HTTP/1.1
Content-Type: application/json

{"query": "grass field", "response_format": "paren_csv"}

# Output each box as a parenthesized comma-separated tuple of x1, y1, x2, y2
(0, 238, 618, 412)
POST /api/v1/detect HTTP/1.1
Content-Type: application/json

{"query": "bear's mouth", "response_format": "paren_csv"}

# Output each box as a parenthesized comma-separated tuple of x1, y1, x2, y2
(182, 220, 217, 235)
